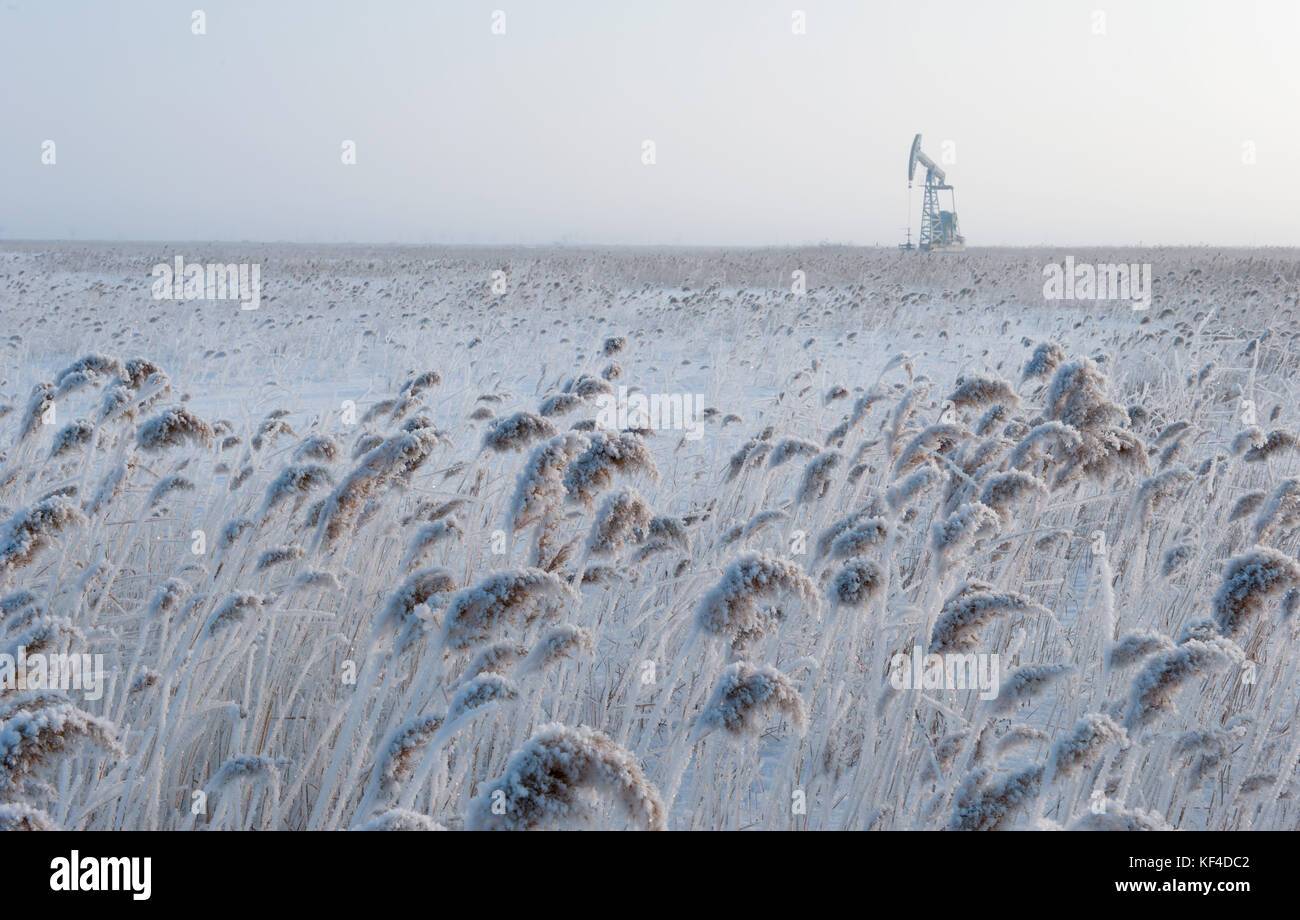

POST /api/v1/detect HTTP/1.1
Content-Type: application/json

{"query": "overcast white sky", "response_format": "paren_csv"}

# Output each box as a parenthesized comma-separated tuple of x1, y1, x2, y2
(2, 0, 1297, 246)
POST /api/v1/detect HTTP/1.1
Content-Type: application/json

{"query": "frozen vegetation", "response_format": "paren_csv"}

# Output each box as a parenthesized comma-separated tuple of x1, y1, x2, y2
(1, 243, 1299, 830)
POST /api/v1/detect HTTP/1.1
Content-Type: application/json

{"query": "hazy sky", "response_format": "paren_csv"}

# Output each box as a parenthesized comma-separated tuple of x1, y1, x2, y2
(2, 0, 1297, 246)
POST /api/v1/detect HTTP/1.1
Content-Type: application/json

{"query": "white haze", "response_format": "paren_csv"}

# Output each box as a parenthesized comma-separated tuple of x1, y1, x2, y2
(1, 0, 1298, 246)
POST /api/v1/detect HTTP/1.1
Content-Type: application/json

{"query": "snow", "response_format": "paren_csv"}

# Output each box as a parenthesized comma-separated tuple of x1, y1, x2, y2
(2, 242, 1300, 830)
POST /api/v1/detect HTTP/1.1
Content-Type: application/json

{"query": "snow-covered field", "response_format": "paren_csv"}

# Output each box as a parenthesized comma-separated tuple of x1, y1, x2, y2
(2, 242, 1299, 830)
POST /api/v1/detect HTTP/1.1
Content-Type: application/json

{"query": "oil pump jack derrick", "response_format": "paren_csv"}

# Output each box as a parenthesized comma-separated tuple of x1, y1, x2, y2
(906, 134, 964, 252)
